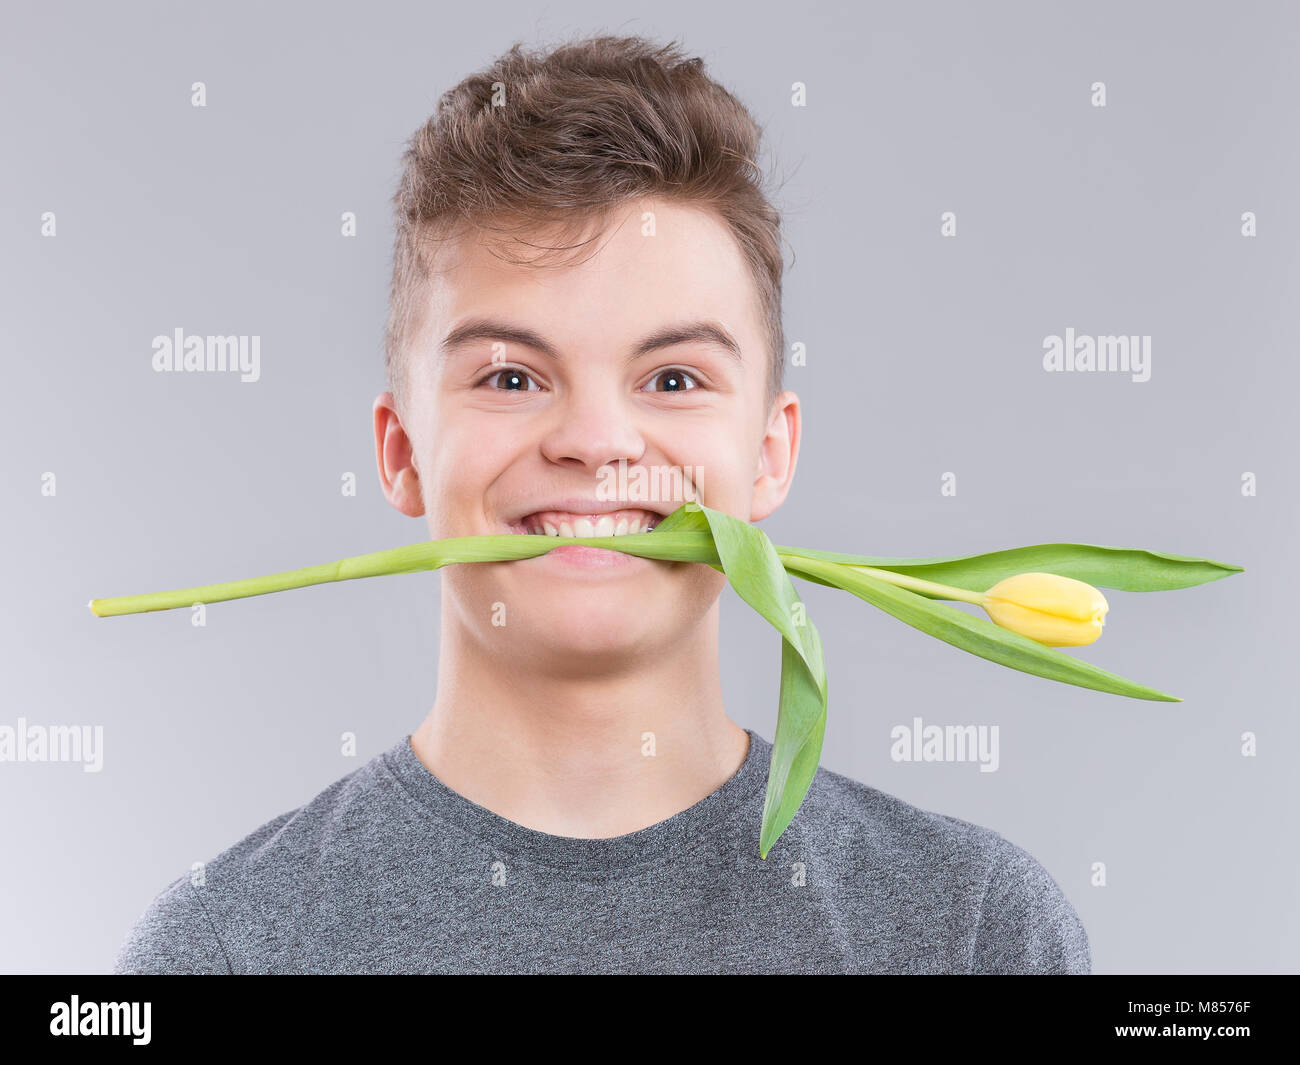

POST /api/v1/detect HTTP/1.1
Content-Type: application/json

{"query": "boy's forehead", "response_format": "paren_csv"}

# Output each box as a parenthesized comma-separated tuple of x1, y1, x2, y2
(424, 202, 762, 352)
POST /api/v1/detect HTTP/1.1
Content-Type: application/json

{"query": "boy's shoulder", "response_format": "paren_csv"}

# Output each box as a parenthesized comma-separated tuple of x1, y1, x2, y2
(804, 755, 1014, 858)
(798, 758, 1092, 974)
(113, 743, 402, 974)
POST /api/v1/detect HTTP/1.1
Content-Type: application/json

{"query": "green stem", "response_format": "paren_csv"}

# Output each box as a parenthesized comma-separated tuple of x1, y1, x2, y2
(89, 533, 996, 619)
(781, 553, 980, 604)
(88, 532, 724, 617)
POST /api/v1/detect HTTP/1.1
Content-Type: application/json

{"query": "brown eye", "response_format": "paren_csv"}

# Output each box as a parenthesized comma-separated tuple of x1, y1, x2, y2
(481, 368, 540, 391)
(647, 369, 698, 392)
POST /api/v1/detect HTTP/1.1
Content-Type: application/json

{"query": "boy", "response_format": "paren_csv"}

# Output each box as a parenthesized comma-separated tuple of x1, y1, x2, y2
(115, 33, 1090, 974)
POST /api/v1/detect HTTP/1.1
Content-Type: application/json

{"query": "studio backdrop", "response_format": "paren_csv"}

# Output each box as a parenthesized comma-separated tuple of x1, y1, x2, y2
(1, 0, 1295, 973)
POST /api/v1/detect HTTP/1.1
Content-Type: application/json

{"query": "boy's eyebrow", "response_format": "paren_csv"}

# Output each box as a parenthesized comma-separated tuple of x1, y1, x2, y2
(438, 317, 743, 362)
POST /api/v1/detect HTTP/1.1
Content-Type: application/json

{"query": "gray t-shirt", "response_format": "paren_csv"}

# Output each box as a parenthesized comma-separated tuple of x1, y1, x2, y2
(113, 729, 1091, 974)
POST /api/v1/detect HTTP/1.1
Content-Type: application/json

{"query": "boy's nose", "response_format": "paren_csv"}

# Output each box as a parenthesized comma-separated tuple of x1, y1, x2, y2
(537, 388, 646, 472)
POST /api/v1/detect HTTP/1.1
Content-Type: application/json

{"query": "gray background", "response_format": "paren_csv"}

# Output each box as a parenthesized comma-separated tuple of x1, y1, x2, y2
(2, 0, 1295, 974)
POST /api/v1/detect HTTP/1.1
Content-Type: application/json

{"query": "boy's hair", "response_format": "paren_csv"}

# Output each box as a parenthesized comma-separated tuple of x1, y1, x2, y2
(385, 33, 787, 414)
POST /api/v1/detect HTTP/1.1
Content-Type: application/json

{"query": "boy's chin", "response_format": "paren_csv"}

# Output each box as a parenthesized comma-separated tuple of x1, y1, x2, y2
(503, 579, 708, 658)
(520, 616, 672, 662)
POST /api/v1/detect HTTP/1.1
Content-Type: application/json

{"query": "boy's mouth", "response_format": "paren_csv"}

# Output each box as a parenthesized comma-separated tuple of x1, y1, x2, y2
(506, 507, 663, 537)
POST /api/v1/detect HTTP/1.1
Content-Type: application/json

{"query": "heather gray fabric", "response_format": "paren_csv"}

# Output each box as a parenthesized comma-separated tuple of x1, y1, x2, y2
(113, 729, 1090, 974)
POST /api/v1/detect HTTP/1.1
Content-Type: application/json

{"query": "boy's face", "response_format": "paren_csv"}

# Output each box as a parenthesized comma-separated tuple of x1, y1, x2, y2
(374, 199, 800, 666)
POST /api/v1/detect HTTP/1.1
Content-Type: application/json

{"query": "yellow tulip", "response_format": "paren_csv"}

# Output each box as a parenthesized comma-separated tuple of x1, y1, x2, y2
(982, 572, 1109, 647)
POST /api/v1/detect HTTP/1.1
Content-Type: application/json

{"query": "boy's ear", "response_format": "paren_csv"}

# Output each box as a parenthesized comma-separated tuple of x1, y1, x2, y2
(750, 390, 801, 523)
(373, 392, 425, 518)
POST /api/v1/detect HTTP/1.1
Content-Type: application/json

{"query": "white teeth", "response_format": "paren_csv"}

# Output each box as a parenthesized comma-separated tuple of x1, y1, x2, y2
(520, 512, 660, 536)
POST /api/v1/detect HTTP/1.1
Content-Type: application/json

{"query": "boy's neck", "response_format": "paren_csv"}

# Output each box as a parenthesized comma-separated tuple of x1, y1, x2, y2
(409, 607, 750, 840)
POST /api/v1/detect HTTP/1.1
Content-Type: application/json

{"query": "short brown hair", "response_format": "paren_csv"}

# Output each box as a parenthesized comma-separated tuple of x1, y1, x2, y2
(385, 33, 787, 412)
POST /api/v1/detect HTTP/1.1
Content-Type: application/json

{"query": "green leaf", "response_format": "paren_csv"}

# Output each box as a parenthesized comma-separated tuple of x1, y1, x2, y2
(776, 542, 1243, 596)
(653, 501, 713, 534)
(684, 505, 829, 859)
(785, 554, 1180, 701)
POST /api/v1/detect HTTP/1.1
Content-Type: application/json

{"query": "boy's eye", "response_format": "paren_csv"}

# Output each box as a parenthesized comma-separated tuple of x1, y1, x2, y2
(480, 368, 541, 391)
(644, 369, 699, 393)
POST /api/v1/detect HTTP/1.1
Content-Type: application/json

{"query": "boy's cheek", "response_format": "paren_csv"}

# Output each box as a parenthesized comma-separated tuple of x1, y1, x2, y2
(417, 448, 509, 534)
(689, 461, 756, 518)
